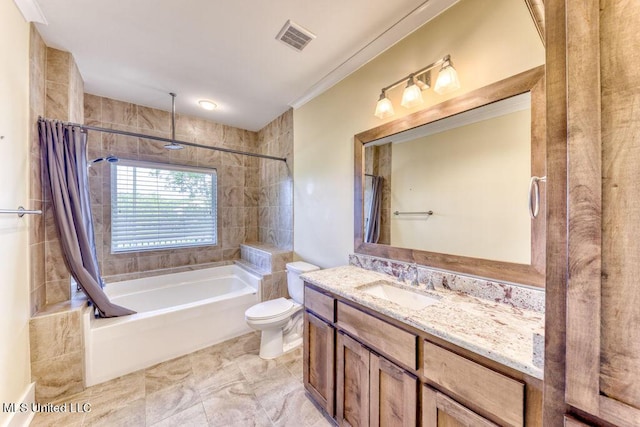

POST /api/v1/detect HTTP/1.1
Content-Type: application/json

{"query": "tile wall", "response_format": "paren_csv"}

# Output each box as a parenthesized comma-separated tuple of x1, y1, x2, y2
(28, 25, 86, 313)
(83, 94, 261, 282)
(256, 110, 293, 249)
(28, 24, 46, 314)
(239, 243, 293, 300)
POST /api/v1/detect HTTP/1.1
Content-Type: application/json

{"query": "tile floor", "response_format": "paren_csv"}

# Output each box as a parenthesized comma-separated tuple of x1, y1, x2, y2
(31, 332, 334, 427)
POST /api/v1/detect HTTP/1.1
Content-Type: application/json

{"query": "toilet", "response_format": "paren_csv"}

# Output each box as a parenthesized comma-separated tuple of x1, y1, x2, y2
(245, 261, 320, 359)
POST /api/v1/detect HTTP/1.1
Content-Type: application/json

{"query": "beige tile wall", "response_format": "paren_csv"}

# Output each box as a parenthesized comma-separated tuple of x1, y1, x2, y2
(29, 25, 46, 314)
(29, 30, 87, 313)
(29, 307, 85, 402)
(84, 94, 262, 281)
(256, 109, 293, 249)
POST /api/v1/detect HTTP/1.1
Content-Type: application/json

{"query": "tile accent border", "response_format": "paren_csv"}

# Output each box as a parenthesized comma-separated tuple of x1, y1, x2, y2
(349, 253, 545, 313)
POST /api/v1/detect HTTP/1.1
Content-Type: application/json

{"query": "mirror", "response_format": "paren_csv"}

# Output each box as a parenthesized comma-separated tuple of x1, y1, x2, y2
(354, 67, 546, 287)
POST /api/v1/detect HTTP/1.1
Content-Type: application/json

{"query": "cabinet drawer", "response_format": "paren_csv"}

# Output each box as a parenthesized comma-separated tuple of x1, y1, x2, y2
(337, 301, 417, 370)
(423, 341, 524, 427)
(304, 285, 335, 322)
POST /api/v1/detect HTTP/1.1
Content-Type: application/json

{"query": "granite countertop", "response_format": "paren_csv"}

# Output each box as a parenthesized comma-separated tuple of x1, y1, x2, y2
(301, 265, 544, 380)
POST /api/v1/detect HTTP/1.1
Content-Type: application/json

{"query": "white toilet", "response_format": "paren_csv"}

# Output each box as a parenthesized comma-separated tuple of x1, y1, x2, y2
(245, 261, 320, 359)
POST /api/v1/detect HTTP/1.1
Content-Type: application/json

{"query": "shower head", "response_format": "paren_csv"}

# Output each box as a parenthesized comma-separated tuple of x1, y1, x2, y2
(164, 142, 184, 150)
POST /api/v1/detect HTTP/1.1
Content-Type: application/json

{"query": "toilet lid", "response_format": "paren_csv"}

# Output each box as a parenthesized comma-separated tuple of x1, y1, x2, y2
(245, 298, 294, 320)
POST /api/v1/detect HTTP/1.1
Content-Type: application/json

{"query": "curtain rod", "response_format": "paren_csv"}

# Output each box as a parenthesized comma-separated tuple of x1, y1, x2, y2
(38, 117, 287, 163)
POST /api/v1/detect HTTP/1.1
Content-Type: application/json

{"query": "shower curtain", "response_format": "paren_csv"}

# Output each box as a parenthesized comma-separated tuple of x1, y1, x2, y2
(39, 120, 135, 317)
(365, 176, 383, 244)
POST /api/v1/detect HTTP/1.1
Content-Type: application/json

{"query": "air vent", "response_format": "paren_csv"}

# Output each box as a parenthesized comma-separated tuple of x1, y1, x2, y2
(276, 20, 316, 52)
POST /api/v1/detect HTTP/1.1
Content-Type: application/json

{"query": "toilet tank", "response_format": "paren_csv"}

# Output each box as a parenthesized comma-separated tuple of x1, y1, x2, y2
(286, 261, 320, 304)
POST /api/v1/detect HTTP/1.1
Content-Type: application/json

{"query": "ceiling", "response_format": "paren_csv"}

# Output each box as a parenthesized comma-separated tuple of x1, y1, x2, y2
(32, 0, 458, 131)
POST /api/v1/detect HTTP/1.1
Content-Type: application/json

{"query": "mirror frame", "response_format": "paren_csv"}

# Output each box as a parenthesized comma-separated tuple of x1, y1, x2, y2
(354, 66, 546, 287)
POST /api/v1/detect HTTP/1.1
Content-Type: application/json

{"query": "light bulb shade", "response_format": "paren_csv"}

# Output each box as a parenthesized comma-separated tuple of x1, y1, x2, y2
(374, 94, 395, 119)
(434, 62, 460, 95)
(400, 81, 423, 109)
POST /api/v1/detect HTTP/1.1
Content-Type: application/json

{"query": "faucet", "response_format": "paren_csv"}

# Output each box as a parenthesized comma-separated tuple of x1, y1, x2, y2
(409, 263, 419, 287)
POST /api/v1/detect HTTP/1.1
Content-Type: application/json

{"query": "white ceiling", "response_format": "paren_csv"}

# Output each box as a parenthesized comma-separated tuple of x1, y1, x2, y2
(33, 0, 458, 131)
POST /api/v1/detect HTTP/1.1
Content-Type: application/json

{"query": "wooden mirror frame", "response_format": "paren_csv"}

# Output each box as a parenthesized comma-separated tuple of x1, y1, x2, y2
(354, 66, 546, 287)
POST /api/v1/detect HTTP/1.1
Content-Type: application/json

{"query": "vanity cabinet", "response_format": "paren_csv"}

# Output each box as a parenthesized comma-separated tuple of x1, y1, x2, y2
(336, 332, 418, 427)
(303, 283, 541, 427)
(303, 287, 336, 417)
(422, 386, 497, 427)
(336, 332, 370, 426)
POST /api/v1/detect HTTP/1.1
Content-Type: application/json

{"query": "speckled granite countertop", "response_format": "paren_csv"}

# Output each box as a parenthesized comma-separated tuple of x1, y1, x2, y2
(301, 266, 544, 380)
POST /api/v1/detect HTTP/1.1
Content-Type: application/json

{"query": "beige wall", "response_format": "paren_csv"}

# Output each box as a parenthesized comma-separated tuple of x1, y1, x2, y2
(293, 0, 544, 268)
(0, 0, 32, 421)
(391, 109, 531, 263)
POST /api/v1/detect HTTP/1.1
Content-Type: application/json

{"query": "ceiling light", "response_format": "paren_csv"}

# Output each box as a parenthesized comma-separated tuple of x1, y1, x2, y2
(198, 100, 217, 111)
(374, 90, 395, 119)
(373, 54, 460, 118)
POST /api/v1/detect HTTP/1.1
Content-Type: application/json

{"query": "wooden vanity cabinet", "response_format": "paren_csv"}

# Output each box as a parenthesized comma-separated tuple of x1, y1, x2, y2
(336, 332, 418, 427)
(303, 287, 336, 417)
(303, 283, 541, 427)
(336, 332, 370, 426)
(422, 386, 497, 427)
(369, 352, 418, 427)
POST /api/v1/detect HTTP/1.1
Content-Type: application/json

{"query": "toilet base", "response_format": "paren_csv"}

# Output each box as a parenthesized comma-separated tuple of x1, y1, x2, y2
(258, 313, 303, 359)
(259, 328, 284, 359)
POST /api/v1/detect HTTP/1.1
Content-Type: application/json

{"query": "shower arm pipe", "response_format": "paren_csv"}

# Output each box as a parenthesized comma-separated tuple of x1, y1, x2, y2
(170, 92, 176, 143)
(37, 117, 287, 162)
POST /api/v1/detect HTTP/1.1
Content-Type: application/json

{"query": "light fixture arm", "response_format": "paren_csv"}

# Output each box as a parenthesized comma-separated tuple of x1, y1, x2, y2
(380, 55, 450, 93)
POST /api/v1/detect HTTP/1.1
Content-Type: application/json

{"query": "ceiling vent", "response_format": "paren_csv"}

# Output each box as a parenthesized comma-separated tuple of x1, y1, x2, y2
(276, 20, 316, 52)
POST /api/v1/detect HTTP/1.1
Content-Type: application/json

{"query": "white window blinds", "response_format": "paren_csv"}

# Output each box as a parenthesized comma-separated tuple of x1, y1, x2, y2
(111, 160, 217, 253)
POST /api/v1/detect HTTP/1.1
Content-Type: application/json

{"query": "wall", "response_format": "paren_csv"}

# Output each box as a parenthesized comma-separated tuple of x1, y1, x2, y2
(257, 110, 294, 249)
(293, 0, 545, 268)
(36, 46, 86, 307)
(29, 27, 46, 314)
(390, 109, 531, 263)
(83, 94, 261, 282)
(0, 1, 32, 424)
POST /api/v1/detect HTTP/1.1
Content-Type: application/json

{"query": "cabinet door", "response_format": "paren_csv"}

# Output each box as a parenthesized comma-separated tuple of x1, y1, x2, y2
(336, 332, 370, 427)
(304, 311, 335, 416)
(563, 1, 640, 425)
(422, 386, 497, 427)
(370, 353, 417, 427)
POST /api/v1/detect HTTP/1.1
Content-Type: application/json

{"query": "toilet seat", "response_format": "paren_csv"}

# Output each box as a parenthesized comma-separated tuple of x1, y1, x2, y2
(245, 297, 299, 321)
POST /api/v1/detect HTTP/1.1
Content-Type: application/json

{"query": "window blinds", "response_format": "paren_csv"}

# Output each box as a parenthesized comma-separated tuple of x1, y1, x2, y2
(111, 160, 217, 252)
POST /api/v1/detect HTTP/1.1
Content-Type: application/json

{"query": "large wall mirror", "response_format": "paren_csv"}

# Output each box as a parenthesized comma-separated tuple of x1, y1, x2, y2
(354, 66, 546, 287)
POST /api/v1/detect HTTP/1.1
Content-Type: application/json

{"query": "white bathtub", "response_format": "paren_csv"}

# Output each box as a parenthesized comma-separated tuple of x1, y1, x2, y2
(83, 264, 260, 386)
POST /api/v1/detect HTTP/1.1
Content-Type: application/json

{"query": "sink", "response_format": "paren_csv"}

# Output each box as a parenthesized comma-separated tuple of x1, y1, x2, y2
(357, 280, 440, 311)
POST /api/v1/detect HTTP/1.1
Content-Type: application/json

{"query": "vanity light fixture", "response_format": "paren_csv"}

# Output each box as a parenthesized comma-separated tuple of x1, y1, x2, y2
(198, 99, 217, 111)
(374, 54, 460, 119)
(374, 90, 395, 119)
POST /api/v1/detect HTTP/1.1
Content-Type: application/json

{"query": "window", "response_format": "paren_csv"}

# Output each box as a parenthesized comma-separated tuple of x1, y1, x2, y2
(111, 160, 217, 253)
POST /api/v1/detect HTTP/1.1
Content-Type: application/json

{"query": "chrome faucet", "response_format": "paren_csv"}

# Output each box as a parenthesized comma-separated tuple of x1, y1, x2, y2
(409, 263, 419, 287)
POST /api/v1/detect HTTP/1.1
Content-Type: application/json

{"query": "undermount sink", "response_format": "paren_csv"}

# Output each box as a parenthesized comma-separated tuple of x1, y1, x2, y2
(357, 280, 440, 311)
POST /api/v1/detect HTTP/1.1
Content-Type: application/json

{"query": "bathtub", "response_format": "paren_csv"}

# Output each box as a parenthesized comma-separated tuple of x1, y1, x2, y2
(83, 264, 260, 386)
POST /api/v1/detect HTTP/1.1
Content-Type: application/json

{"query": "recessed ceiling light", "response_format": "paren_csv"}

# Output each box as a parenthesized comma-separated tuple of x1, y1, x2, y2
(198, 100, 217, 111)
